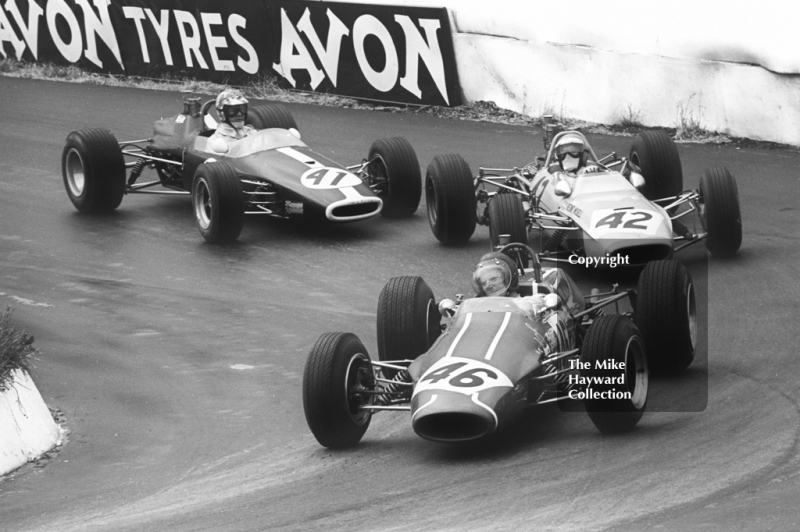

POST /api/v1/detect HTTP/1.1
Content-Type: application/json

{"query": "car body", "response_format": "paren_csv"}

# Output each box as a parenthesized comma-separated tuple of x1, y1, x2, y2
(61, 97, 421, 243)
(302, 245, 697, 448)
(425, 122, 742, 264)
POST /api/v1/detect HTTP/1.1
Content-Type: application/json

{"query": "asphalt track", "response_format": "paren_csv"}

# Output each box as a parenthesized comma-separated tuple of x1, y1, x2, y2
(1, 76, 799, 531)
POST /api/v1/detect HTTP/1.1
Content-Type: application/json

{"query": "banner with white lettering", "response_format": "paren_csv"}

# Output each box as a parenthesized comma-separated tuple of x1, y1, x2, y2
(0, 0, 460, 106)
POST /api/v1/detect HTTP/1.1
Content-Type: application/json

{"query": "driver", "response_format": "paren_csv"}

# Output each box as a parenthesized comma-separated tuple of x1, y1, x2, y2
(554, 133, 599, 175)
(472, 256, 514, 297)
(209, 89, 254, 148)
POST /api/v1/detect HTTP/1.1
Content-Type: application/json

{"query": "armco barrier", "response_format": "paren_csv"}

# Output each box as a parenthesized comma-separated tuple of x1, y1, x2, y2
(1, 0, 798, 143)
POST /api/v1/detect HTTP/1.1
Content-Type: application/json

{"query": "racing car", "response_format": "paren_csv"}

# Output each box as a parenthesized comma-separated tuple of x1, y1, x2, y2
(425, 118, 742, 265)
(61, 96, 421, 243)
(302, 243, 697, 448)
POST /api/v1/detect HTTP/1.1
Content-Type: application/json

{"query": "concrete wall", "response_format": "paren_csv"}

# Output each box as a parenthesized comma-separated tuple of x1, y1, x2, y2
(320, 0, 800, 144)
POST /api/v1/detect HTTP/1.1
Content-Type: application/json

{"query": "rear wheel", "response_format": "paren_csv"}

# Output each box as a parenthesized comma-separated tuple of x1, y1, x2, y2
(426, 154, 476, 245)
(629, 131, 683, 201)
(488, 193, 528, 249)
(61, 128, 126, 213)
(368, 137, 421, 218)
(246, 104, 298, 131)
(377, 276, 440, 377)
(581, 315, 648, 434)
(191, 162, 244, 244)
(635, 259, 696, 374)
(303, 333, 374, 448)
(700, 167, 742, 257)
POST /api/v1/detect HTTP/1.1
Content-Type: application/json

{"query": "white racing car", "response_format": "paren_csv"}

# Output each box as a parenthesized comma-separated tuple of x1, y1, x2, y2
(425, 120, 742, 265)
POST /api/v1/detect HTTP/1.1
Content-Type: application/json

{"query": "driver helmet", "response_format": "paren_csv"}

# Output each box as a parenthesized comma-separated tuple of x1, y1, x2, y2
(216, 89, 249, 128)
(554, 133, 586, 173)
(472, 258, 513, 297)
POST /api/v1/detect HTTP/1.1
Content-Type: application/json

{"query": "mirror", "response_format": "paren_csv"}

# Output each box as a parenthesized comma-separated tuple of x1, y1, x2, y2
(438, 299, 456, 317)
(554, 180, 572, 197)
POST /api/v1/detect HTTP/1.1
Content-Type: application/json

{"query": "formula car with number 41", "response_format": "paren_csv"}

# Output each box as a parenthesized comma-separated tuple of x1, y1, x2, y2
(61, 97, 421, 243)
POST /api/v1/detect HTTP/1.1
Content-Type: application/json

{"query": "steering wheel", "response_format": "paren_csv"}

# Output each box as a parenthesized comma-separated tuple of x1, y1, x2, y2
(499, 242, 542, 283)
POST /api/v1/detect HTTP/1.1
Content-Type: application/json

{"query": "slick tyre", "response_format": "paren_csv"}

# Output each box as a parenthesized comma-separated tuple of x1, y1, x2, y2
(192, 162, 244, 244)
(368, 137, 421, 218)
(629, 131, 683, 201)
(426, 154, 477, 245)
(246, 104, 298, 131)
(488, 193, 528, 249)
(700, 167, 742, 258)
(303, 333, 374, 448)
(377, 276, 441, 377)
(62, 128, 126, 213)
(635, 259, 697, 374)
(581, 315, 649, 434)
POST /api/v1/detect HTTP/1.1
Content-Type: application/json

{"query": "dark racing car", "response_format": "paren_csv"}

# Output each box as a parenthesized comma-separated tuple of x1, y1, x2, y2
(61, 96, 421, 243)
(302, 244, 697, 448)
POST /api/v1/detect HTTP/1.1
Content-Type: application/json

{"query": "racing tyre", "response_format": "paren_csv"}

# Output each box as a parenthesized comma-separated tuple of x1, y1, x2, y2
(191, 162, 245, 244)
(303, 332, 374, 448)
(629, 131, 683, 201)
(426, 154, 477, 245)
(368, 137, 421, 218)
(700, 167, 742, 258)
(488, 193, 528, 249)
(635, 259, 696, 374)
(377, 276, 441, 377)
(246, 104, 298, 131)
(581, 315, 648, 434)
(62, 128, 126, 213)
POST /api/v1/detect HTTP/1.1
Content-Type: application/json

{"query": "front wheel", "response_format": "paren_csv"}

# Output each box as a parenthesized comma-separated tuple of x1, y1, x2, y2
(377, 276, 440, 377)
(629, 131, 683, 201)
(303, 333, 374, 448)
(700, 167, 742, 257)
(635, 259, 696, 374)
(61, 128, 126, 213)
(488, 193, 528, 249)
(581, 315, 649, 434)
(426, 154, 476, 245)
(192, 162, 244, 244)
(368, 137, 421, 218)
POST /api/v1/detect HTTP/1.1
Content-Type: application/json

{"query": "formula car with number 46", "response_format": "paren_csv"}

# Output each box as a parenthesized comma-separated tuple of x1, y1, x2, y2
(302, 244, 698, 448)
(61, 97, 421, 243)
(425, 121, 742, 265)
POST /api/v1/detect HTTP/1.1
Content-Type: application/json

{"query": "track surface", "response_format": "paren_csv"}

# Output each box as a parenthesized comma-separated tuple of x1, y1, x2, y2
(1, 77, 799, 531)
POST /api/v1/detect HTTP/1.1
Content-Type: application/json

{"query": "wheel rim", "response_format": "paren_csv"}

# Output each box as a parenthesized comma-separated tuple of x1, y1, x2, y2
(193, 177, 212, 230)
(625, 336, 648, 410)
(65, 148, 86, 197)
(687, 283, 697, 349)
(345, 353, 373, 426)
(425, 297, 439, 346)
(371, 155, 389, 197)
(425, 178, 438, 226)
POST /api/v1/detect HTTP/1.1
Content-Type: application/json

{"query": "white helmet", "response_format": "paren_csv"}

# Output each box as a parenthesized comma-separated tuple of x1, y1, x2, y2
(216, 89, 248, 128)
(554, 133, 586, 172)
(472, 258, 512, 297)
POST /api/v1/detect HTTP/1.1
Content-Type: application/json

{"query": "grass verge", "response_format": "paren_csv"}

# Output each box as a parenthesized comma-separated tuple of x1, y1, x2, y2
(0, 307, 38, 393)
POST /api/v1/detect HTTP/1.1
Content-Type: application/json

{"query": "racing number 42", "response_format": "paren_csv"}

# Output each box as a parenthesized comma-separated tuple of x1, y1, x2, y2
(596, 210, 653, 230)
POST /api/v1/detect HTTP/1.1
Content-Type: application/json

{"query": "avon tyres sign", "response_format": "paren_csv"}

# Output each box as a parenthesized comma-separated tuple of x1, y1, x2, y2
(0, 0, 460, 106)
(269, 1, 459, 106)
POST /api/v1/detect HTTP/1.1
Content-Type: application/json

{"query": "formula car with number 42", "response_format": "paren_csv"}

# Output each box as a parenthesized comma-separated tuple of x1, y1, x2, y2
(302, 244, 698, 448)
(61, 97, 421, 243)
(425, 123, 742, 265)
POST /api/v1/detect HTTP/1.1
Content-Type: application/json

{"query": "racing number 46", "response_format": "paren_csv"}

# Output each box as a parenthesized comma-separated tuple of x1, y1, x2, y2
(421, 362, 499, 388)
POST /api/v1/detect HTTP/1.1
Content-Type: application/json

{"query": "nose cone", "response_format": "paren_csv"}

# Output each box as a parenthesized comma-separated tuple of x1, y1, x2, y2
(411, 390, 497, 442)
